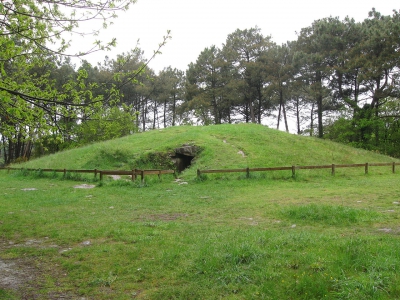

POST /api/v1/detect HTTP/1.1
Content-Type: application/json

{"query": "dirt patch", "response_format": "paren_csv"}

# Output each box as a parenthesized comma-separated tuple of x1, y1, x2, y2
(0, 254, 54, 299)
(0, 258, 36, 291)
(0, 239, 82, 299)
(377, 227, 400, 234)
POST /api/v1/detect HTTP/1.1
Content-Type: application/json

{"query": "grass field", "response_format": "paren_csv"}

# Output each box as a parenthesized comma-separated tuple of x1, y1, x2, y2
(1, 170, 400, 299)
(1, 124, 400, 299)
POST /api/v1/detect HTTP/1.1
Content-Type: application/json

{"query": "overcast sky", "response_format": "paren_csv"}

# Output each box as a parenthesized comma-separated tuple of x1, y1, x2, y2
(71, 0, 398, 73)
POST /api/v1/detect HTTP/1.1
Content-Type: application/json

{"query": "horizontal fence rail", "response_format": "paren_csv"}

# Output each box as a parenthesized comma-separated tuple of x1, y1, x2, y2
(0, 167, 175, 182)
(1, 162, 398, 181)
(197, 162, 399, 178)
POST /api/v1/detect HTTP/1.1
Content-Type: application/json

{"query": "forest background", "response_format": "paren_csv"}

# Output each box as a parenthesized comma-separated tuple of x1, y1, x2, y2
(1, 0, 399, 165)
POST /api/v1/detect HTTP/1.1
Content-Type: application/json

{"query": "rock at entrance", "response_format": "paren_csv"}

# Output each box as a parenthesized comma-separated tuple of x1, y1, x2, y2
(174, 145, 199, 157)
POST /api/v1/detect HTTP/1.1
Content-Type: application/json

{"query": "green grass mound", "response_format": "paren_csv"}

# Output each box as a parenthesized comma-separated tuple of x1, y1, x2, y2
(16, 124, 398, 180)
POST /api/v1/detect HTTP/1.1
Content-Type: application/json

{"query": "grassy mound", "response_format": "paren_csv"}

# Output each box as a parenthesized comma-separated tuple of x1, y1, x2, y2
(18, 124, 397, 178)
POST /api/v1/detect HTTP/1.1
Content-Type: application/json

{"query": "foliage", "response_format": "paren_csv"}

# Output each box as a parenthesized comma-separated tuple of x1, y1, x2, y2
(325, 98, 400, 157)
(180, 9, 399, 145)
(132, 151, 176, 170)
(1, 5, 399, 164)
(0, 0, 172, 164)
(76, 104, 138, 145)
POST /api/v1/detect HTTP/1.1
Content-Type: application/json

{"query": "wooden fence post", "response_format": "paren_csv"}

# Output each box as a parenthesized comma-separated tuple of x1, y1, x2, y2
(365, 163, 369, 174)
(197, 169, 201, 178)
(94, 169, 97, 178)
(63, 168, 66, 177)
(131, 169, 135, 181)
(246, 167, 250, 178)
(292, 165, 296, 177)
(393, 162, 396, 174)
(331, 164, 335, 176)
(141, 170, 144, 183)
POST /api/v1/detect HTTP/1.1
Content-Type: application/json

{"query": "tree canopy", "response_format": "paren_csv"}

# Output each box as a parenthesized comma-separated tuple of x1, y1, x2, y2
(0, 0, 173, 163)
(1, 6, 400, 164)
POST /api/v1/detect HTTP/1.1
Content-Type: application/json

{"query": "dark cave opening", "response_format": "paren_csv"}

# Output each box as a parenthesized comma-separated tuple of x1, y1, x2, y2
(172, 153, 194, 172)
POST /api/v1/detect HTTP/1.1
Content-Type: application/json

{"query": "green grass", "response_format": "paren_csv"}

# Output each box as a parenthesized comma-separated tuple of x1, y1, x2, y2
(1, 124, 400, 299)
(1, 170, 400, 299)
(281, 204, 381, 226)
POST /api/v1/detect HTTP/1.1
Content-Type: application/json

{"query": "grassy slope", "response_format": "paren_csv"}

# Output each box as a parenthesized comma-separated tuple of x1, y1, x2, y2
(19, 123, 397, 177)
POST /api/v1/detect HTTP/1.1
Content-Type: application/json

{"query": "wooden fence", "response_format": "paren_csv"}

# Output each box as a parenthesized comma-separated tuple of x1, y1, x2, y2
(197, 162, 399, 178)
(1, 162, 398, 182)
(0, 167, 175, 182)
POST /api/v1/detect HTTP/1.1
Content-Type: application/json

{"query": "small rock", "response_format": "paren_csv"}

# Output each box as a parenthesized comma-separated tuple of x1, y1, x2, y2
(393, 202, 399, 205)
(21, 188, 37, 191)
(74, 184, 96, 189)
(291, 224, 297, 228)
(60, 248, 72, 253)
(81, 241, 91, 246)
(237, 150, 246, 157)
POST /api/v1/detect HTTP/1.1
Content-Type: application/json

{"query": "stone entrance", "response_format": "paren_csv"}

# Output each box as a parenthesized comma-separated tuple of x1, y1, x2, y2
(171, 145, 198, 172)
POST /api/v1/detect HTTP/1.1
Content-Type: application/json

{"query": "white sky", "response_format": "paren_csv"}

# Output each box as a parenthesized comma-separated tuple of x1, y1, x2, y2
(70, 0, 398, 73)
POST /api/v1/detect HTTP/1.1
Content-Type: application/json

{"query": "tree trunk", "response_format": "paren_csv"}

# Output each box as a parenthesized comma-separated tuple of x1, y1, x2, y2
(282, 102, 289, 133)
(310, 103, 315, 137)
(257, 86, 263, 124)
(296, 97, 301, 135)
(277, 103, 282, 130)
(250, 98, 255, 123)
(316, 71, 323, 138)
(163, 99, 167, 128)
(317, 95, 323, 138)
(142, 96, 148, 132)
(152, 101, 158, 129)
(212, 95, 220, 124)
(172, 94, 177, 126)
(2, 136, 8, 165)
